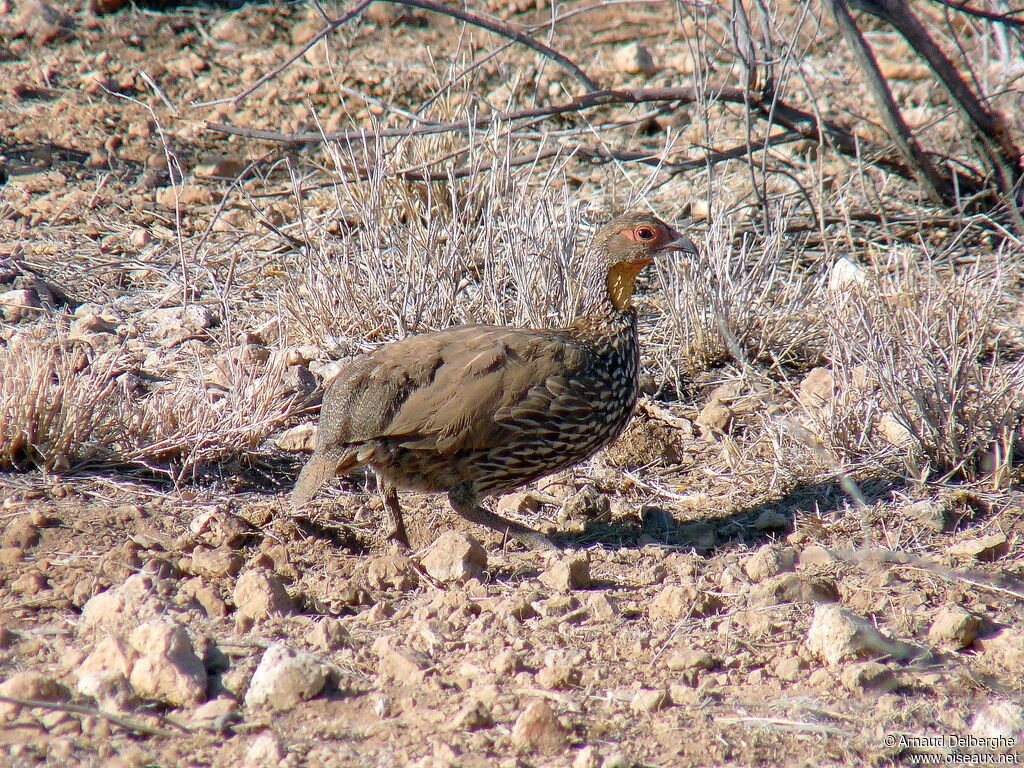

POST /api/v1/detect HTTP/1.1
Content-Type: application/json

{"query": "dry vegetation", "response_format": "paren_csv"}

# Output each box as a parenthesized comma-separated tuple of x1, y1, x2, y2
(0, 0, 1023, 766)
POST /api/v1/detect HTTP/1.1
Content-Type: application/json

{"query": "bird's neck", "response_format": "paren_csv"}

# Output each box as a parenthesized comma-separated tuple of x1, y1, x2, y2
(569, 267, 639, 347)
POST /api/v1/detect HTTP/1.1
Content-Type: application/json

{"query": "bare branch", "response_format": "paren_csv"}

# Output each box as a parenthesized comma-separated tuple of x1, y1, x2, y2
(378, 0, 597, 91)
(926, 0, 1024, 27)
(829, 0, 954, 206)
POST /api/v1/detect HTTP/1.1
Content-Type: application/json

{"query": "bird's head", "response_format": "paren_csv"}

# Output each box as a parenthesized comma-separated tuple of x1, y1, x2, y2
(593, 211, 699, 309)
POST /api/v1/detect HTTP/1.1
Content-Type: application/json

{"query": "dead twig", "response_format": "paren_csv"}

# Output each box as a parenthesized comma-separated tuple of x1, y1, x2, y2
(830, 0, 955, 207)
(0, 693, 191, 738)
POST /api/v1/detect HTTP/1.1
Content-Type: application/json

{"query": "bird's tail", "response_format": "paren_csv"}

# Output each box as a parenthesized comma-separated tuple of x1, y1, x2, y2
(290, 447, 359, 510)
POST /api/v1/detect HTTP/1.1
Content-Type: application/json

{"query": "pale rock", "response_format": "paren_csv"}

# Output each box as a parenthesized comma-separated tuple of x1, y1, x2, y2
(971, 700, 1024, 739)
(630, 687, 671, 713)
(743, 544, 795, 582)
(128, 621, 207, 706)
(0, 672, 71, 720)
(420, 532, 486, 583)
(310, 618, 349, 651)
(511, 700, 568, 752)
(0, 289, 40, 322)
(540, 553, 590, 591)
(828, 257, 867, 291)
(76, 636, 136, 700)
(798, 367, 834, 407)
(927, 605, 980, 649)
(614, 42, 656, 75)
(244, 643, 328, 711)
(947, 533, 1009, 561)
(275, 423, 318, 452)
(649, 584, 721, 621)
(233, 570, 295, 619)
(245, 732, 285, 766)
(840, 661, 895, 692)
(805, 604, 916, 666)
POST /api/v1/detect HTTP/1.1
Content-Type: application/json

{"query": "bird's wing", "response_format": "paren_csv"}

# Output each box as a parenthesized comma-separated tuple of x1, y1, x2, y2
(347, 325, 588, 454)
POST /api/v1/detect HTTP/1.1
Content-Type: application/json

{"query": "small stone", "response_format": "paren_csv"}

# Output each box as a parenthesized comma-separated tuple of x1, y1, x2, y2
(877, 413, 915, 447)
(805, 604, 916, 666)
(1, 517, 39, 549)
(245, 732, 285, 766)
(536, 664, 580, 690)
(0, 672, 71, 719)
(840, 661, 895, 692)
(573, 745, 602, 768)
(366, 553, 419, 591)
(377, 649, 429, 684)
(797, 545, 838, 567)
(905, 500, 953, 533)
(748, 573, 838, 607)
(971, 700, 1024, 739)
(928, 605, 980, 649)
(614, 42, 656, 75)
(244, 642, 327, 711)
(586, 593, 618, 621)
(540, 553, 590, 591)
(420, 532, 486, 584)
(194, 155, 245, 179)
(630, 687, 671, 713)
(11, 571, 47, 594)
(190, 697, 239, 729)
(666, 648, 714, 672)
(190, 547, 243, 578)
(947, 533, 1009, 561)
(0, 289, 40, 322)
(275, 423, 318, 451)
(310, 618, 349, 651)
(649, 584, 721, 621)
(743, 544, 795, 582)
(233, 570, 295, 619)
(79, 574, 173, 636)
(798, 367, 834, 407)
(127, 621, 207, 707)
(188, 508, 252, 548)
(451, 699, 493, 730)
(827, 257, 867, 291)
(511, 700, 568, 753)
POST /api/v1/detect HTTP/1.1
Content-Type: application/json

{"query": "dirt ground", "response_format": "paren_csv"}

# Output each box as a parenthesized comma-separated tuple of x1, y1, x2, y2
(1, 1, 1023, 767)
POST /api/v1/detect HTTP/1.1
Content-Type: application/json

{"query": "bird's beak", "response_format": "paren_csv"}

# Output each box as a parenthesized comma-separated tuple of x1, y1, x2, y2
(664, 228, 699, 256)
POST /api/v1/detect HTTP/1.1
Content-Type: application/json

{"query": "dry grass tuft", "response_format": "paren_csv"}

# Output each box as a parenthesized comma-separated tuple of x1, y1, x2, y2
(0, 324, 302, 478)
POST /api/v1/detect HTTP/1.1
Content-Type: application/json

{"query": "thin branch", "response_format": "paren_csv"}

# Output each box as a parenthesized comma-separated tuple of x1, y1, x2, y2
(829, 0, 953, 206)
(0, 693, 191, 738)
(850, 0, 1024, 230)
(376, 0, 596, 91)
(925, 0, 1024, 27)
(207, 85, 988, 197)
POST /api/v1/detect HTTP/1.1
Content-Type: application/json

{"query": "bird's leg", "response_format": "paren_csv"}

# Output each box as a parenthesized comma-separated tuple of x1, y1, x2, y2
(448, 484, 558, 550)
(380, 481, 410, 548)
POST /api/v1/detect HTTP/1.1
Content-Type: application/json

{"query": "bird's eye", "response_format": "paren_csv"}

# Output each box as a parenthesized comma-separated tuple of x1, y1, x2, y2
(635, 227, 657, 241)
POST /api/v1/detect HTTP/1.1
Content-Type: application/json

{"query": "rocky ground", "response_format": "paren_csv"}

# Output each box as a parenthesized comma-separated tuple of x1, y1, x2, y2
(1, 1, 1023, 767)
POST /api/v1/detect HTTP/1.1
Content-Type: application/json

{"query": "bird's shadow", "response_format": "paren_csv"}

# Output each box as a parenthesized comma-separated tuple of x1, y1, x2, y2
(550, 475, 909, 555)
